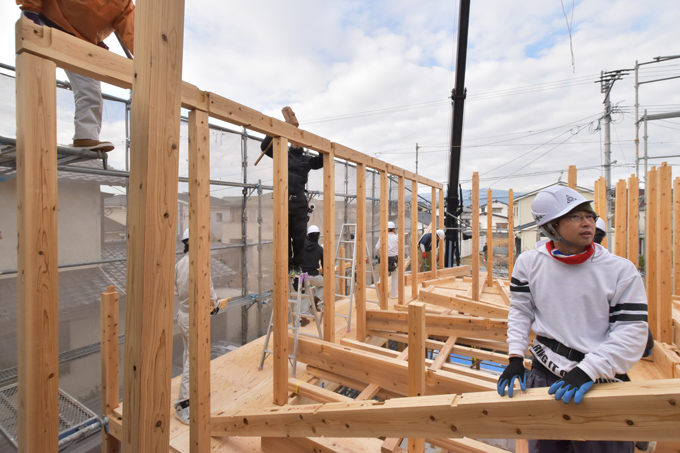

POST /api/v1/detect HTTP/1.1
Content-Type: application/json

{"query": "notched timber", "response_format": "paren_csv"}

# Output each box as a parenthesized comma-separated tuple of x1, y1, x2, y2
(211, 380, 680, 441)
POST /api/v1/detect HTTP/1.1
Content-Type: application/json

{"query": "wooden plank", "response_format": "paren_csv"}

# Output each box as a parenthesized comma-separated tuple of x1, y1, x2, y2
(508, 189, 514, 277)
(472, 173, 480, 300)
(188, 109, 211, 451)
(429, 337, 457, 371)
(273, 137, 290, 404)
(211, 379, 680, 440)
(288, 378, 353, 404)
(122, 0, 185, 449)
(594, 177, 608, 248)
(381, 437, 404, 453)
(568, 165, 577, 189)
(366, 309, 508, 341)
(420, 269, 471, 287)
(418, 290, 509, 319)
(356, 163, 367, 342)
(380, 171, 389, 309)
(495, 279, 511, 307)
(411, 180, 419, 300)
(615, 179, 627, 258)
(305, 366, 401, 401)
(628, 175, 639, 268)
(438, 189, 445, 276)
(408, 303, 426, 398)
(101, 286, 121, 453)
(674, 177, 680, 295)
(646, 167, 658, 338)
(16, 51, 59, 453)
(486, 188, 493, 287)
(398, 176, 406, 304)
(324, 148, 337, 341)
(658, 163, 673, 344)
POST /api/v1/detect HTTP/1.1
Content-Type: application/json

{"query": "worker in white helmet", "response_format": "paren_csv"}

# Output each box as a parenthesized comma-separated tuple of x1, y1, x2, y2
(498, 185, 648, 453)
(418, 229, 444, 271)
(174, 228, 219, 425)
(594, 217, 607, 245)
(375, 221, 399, 298)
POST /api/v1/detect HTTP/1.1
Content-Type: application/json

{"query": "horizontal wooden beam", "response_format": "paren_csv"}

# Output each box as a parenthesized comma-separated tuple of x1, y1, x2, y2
(211, 379, 680, 440)
(418, 291, 509, 319)
(288, 378, 354, 404)
(367, 309, 509, 341)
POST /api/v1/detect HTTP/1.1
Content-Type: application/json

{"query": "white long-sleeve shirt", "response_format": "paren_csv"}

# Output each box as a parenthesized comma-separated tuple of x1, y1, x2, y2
(175, 254, 218, 314)
(375, 232, 399, 257)
(507, 242, 648, 382)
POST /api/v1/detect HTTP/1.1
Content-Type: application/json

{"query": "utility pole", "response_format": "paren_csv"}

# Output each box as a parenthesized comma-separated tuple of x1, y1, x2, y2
(415, 143, 419, 175)
(597, 69, 628, 248)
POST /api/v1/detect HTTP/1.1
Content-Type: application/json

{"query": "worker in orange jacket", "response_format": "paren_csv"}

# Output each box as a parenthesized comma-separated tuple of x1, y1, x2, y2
(16, 0, 135, 152)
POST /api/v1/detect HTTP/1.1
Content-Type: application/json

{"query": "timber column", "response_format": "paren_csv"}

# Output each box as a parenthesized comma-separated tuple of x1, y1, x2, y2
(123, 0, 186, 450)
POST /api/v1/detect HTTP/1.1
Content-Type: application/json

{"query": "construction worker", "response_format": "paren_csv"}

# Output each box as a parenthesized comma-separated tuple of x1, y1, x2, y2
(301, 225, 324, 312)
(594, 217, 607, 244)
(418, 229, 444, 271)
(174, 228, 219, 425)
(17, 0, 135, 152)
(261, 135, 323, 274)
(498, 185, 648, 453)
(375, 221, 399, 299)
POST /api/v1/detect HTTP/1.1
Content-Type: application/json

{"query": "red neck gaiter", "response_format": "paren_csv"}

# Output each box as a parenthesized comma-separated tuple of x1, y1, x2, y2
(545, 241, 595, 265)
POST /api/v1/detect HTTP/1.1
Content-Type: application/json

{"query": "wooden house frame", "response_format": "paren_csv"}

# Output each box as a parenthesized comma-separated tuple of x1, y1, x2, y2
(12, 2, 679, 452)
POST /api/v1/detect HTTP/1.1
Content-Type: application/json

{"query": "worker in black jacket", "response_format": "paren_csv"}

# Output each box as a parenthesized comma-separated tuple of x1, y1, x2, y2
(261, 135, 323, 273)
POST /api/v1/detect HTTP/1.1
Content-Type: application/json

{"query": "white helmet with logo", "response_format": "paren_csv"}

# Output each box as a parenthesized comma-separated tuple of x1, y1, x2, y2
(436, 229, 445, 239)
(387, 221, 396, 230)
(595, 217, 606, 234)
(531, 185, 594, 245)
(307, 225, 320, 235)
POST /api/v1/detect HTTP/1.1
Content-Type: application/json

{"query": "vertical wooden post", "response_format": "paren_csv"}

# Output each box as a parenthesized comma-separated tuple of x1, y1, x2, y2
(657, 163, 672, 344)
(411, 180, 419, 300)
(398, 176, 406, 304)
(568, 165, 577, 189)
(438, 188, 445, 275)
(594, 177, 608, 249)
(674, 177, 680, 295)
(614, 179, 627, 258)
(628, 175, 639, 268)
(487, 189, 493, 287)
(407, 302, 426, 453)
(472, 173, 480, 301)
(101, 286, 120, 453)
(272, 137, 289, 405)
(356, 163, 367, 342)
(508, 189, 514, 278)
(430, 187, 437, 279)
(379, 171, 389, 309)
(323, 147, 336, 341)
(646, 167, 658, 339)
(123, 0, 185, 448)
(188, 109, 211, 451)
(16, 52, 59, 453)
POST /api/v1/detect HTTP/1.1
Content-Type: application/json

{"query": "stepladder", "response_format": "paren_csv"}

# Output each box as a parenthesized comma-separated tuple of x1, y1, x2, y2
(334, 224, 380, 332)
(258, 272, 323, 377)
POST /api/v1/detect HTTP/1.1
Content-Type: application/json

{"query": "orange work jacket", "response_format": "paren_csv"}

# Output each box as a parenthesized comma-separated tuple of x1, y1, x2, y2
(17, 0, 135, 54)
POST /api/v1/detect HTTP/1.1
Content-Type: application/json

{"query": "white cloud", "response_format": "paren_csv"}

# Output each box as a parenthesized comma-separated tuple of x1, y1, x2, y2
(1, 0, 678, 196)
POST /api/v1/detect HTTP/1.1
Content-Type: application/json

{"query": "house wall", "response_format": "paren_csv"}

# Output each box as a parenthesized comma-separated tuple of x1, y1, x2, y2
(0, 178, 101, 270)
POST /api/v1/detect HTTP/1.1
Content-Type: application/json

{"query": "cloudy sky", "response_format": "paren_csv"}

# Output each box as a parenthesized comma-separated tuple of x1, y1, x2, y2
(1, 0, 679, 199)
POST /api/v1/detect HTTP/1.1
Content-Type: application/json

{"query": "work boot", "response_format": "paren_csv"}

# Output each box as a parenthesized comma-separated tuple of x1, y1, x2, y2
(299, 317, 310, 327)
(174, 399, 190, 425)
(72, 139, 115, 152)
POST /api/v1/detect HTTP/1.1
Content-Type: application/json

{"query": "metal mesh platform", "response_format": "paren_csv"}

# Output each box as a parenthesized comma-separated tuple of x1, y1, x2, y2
(0, 383, 103, 450)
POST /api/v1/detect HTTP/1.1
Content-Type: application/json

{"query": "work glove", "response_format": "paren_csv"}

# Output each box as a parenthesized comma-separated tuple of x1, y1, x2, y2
(422, 252, 427, 259)
(548, 367, 593, 404)
(210, 305, 219, 316)
(497, 357, 526, 398)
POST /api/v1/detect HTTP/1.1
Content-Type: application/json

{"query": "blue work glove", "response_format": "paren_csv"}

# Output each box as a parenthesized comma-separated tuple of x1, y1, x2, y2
(497, 357, 526, 397)
(548, 367, 593, 404)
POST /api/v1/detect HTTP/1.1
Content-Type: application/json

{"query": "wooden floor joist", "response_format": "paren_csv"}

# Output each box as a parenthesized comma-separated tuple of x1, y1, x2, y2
(211, 379, 680, 440)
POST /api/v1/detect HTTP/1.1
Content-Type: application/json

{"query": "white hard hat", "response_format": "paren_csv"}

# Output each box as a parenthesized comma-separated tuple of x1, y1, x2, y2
(531, 186, 593, 227)
(436, 229, 445, 239)
(182, 228, 189, 241)
(595, 217, 606, 233)
(308, 225, 320, 234)
(387, 221, 396, 229)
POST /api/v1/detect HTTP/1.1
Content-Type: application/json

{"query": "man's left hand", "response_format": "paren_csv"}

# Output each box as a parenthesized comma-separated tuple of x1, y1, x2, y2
(548, 367, 593, 404)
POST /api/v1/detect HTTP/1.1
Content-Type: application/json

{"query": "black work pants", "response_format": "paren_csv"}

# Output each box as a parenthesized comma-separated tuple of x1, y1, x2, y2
(289, 195, 308, 268)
